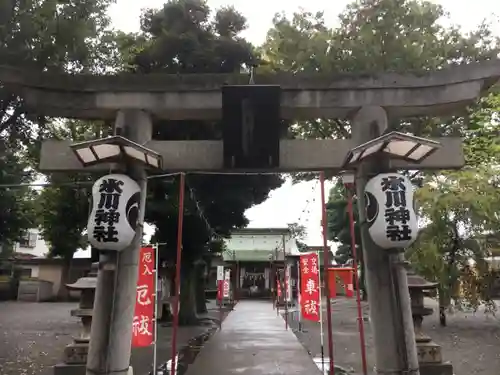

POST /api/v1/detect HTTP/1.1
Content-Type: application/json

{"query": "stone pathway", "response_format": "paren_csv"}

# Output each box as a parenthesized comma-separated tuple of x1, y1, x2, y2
(184, 300, 322, 375)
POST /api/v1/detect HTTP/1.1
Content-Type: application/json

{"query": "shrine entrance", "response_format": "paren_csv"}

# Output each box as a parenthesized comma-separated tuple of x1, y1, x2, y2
(241, 264, 267, 298)
(15, 56, 491, 375)
(221, 227, 302, 300)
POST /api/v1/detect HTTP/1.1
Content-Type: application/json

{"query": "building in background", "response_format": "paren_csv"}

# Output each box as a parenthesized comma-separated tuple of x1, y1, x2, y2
(13, 228, 48, 258)
(0, 228, 92, 301)
(8, 228, 91, 259)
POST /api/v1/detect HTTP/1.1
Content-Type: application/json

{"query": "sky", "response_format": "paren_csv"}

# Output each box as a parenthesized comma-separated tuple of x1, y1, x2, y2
(106, 0, 499, 246)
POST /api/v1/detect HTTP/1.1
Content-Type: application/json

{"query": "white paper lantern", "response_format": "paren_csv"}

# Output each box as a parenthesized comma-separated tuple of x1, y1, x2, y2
(87, 174, 141, 251)
(364, 173, 418, 249)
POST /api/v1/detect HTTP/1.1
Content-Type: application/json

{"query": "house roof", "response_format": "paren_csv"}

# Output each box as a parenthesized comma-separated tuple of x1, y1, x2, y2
(9, 252, 37, 261)
(223, 228, 301, 261)
(12, 257, 91, 266)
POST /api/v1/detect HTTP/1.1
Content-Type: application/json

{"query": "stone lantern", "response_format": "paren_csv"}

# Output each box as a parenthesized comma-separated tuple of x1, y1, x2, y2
(54, 262, 98, 375)
(407, 268, 453, 375)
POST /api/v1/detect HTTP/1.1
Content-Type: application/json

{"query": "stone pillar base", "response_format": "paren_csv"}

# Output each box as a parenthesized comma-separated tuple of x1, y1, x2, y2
(62, 342, 89, 364)
(419, 362, 453, 375)
(53, 363, 86, 375)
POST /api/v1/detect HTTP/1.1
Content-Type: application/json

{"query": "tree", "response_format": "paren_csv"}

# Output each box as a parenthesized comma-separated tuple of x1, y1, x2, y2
(326, 181, 367, 298)
(262, 0, 500, 140)
(1, 1, 118, 262)
(119, 1, 283, 324)
(36, 120, 110, 298)
(408, 92, 500, 316)
(288, 222, 307, 250)
(1, 0, 117, 148)
(262, 0, 500, 308)
(0, 142, 36, 252)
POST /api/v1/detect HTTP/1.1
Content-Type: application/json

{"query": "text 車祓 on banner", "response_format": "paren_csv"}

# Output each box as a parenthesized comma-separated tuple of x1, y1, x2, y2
(223, 269, 231, 298)
(132, 247, 155, 347)
(300, 252, 320, 322)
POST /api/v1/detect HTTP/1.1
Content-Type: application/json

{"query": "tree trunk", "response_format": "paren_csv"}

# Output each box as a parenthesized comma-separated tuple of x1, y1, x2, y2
(359, 260, 368, 301)
(178, 264, 198, 326)
(195, 263, 207, 314)
(90, 247, 99, 263)
(57, 258, 72, 301)
(158, 275, 172, 322)
(438, 285, 449, 327)
(0, 241, 14, 259)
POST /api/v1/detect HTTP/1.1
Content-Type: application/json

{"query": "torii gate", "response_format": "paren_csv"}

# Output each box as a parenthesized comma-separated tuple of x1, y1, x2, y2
(2, 59, 499, 375)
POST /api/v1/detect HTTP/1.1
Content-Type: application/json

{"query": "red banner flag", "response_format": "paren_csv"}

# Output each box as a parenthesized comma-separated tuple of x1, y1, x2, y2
(132, 247, 156, 347)
(217, 280, 223, 301)
(300, 252, 321, 322)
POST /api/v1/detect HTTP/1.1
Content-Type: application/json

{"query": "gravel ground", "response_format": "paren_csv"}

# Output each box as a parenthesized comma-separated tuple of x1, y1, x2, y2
(0, 300, 228, 375)
(286, 297, 500, 375)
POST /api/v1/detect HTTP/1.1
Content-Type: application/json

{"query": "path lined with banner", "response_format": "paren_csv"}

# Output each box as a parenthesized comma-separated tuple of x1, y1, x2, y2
(184, 300, 322, 375)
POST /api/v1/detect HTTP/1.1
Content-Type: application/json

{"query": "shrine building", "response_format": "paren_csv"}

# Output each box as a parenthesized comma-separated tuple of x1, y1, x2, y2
(209, 228, 301, 299)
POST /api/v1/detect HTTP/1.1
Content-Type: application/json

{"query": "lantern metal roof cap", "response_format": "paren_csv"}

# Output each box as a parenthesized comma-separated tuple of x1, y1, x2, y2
(342, 131, 441, 168)
(66, 276, 97, 290)
(70, 135, 163, 170)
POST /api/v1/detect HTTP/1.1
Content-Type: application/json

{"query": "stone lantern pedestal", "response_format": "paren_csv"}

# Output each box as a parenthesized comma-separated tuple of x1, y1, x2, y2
(54, 263, 98, 375)
(407, 269, 453, 375)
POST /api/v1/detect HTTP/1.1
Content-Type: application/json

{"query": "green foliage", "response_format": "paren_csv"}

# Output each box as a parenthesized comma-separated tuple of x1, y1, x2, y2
(37, 120, 111, 259)
(1, 0, 117, 257)
(262, 0, 500, 307)
(0, 144, 36, 247)
(37, 181, 89, 259)
(409, 94, 500, 309)
(261, 0, 500, 139)
(0, 0, 117, 72)
(1, 0, 117, 148)
(326, 182, 361, 265)
(288, 222, 307, 250)
(131, 1, 258, 74)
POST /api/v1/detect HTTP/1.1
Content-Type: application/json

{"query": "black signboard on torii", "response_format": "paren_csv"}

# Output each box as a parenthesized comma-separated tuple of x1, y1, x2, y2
(222, 85, 281, 169)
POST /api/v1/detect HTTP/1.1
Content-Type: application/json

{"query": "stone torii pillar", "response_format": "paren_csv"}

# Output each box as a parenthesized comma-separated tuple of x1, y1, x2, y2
(84, 110, 152, 375)
(352, 106, 419, 375)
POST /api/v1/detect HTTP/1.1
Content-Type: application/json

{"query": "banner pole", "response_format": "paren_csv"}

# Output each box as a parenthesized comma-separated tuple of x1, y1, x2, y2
(283, 235, 289, 330)
(320, 171, 335, 374)
(153, 244, 159, 375)
(275, 246, 280, 316)
(170, 173, 186, 375)
(219, 275, 223, 330)
(346, 185, 368, 375)
(317, 251, 326, 374)
(297, 258, 302, 332)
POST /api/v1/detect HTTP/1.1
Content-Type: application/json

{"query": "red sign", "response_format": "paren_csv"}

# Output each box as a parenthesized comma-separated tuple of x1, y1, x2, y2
(328, 268, 355, 298)
(217, 279, 223, 301)
(223, 270, 230, 298)
(300, 253, 320, 322)
(284, 267, 289, 302)
(132, 247, 155, 347)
